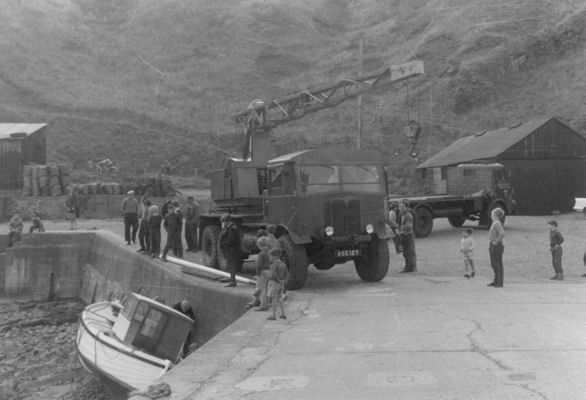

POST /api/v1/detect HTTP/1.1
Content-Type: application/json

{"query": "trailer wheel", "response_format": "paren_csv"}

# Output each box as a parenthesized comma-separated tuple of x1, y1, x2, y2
(413, 207, 433, 238)
(448, 215, 466, 227)
(202, 225, 221, 268)
(278, 234, 309, 290)
(354, 238, 390, 282)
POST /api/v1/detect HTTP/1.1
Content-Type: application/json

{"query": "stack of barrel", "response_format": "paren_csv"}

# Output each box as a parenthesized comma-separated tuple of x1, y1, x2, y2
(22, 164, 71, 197)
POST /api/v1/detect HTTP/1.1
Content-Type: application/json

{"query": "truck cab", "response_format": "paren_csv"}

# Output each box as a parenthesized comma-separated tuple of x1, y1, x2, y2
(200, 148, 393, 290)
(260, 149, 392, 288)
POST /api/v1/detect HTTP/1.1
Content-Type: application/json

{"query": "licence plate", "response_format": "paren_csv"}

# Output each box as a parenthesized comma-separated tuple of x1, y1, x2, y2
(335, 249, 361, 257)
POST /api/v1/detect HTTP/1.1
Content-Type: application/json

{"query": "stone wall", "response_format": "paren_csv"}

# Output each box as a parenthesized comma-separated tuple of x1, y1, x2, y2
(1, 231, 248, 346)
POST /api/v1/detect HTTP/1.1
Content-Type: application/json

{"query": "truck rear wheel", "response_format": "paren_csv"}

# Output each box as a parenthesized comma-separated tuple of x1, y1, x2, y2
(448, 215, 466, 227)
(202, 225, 221, 268)
(278, 234, 309, 290)
(354, 238, 390, 282)
(413, 207, 433, 238)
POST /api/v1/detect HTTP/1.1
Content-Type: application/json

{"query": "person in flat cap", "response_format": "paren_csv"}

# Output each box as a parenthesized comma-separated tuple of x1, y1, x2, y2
(185, 196, 200, 252)
(120, 190, 139, 245)
(161, 199, 183, 260)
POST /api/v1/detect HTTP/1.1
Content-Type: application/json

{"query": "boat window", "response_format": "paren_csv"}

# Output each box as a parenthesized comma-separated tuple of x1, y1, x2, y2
(140, 308, 164, 338)
(134, 301, 148, 322)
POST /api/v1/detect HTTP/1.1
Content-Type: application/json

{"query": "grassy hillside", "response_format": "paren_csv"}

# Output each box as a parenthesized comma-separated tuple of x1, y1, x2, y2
(1, 0, 585, 188)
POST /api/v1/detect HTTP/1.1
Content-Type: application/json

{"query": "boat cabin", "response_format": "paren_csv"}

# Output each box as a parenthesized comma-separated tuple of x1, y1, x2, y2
(112, 293, 193, 363)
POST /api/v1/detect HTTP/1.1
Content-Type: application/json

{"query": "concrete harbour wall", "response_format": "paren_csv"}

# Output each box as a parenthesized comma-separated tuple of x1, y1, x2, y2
(1, 231, 248, 346)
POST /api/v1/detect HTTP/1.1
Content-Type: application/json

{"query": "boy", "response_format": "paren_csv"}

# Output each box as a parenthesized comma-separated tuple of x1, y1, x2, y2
(245, 237, 271, 310)
(148, 205, 163, 258)
(548, 220, 564, 280)
(266, 248, 288, 320)
(29, 216, 45, 233)
(460, 228, 475, 278)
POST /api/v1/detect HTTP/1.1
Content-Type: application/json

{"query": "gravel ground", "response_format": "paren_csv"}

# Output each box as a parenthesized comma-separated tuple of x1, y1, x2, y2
(1, 212, 586, 399)
(0, 299, 111, 400)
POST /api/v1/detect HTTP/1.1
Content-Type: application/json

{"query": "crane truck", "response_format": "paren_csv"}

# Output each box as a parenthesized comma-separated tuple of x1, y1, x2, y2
(199, 60, 424, 290)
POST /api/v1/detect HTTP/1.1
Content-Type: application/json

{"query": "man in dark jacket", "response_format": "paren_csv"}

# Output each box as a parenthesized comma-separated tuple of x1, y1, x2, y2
(172, 299, 196, 357)
(184, 196, 200, 252)
(161, 200, 183, 260)
(219, 214, 240, 287)
(399, 199, 417, 272)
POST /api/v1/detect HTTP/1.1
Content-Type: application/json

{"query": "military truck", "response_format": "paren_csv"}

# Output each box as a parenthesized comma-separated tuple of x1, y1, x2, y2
(199, 61, 425, 290)
(390, 163, 514, 238)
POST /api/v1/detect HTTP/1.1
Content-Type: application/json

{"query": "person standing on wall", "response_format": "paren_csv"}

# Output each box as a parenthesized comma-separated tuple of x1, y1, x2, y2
(399, 199, 417, 272)
(7, 213, 23, 247)
(487, 208, 506, 288)
(185, 196, 200, 252)
(65, 186, 80, 230)
(161, 200, 183, 260)
(137, 197, 152, 253)
(120, 190, 139, 245)
(219, 214, 241, 287)
(148, 205, 163, 258)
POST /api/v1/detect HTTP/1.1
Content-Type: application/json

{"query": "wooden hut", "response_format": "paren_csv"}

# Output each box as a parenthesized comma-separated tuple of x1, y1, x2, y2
(0, 124, 47, 190)
(416, 117, 586, 215)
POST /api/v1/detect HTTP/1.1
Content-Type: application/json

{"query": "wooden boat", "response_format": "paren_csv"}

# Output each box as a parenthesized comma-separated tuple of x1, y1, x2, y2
(76, 292, 193, 399)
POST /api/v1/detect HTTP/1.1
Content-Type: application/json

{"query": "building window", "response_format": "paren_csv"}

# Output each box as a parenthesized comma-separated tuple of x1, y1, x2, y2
(463, 169, 476, 176)
(441, 167, 447, 180)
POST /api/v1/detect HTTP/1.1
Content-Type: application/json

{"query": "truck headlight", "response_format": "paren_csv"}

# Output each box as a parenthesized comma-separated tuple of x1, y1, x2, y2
(365, 224, 374, 234)
(325, 226, 334, 236)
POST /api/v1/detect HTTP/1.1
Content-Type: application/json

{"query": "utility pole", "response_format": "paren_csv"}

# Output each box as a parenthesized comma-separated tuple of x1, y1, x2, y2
(356, 37, 364, 149)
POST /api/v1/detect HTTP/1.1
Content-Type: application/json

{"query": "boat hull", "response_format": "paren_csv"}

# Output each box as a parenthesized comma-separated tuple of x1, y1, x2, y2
(75, 301, 171, 399)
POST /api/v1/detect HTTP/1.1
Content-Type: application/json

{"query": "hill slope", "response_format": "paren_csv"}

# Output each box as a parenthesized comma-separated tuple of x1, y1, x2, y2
(1, 0, 585, 184)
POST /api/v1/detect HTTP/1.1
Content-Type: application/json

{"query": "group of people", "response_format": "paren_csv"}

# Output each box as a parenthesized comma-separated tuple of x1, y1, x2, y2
(219, 215, 288, 320)
(390, 201, 508, 287)
(120, 191, 200, 260)
(7, 213, 44, 247)
(391, 199, 578, 288)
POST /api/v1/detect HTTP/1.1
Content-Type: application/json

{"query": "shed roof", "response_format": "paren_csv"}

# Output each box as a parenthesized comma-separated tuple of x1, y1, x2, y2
(416, 117, 554, 169)
(0, 123, 47, 139)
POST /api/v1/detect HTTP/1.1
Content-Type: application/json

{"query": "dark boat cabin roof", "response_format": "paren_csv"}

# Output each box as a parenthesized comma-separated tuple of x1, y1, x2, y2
(112, 293, 193, 363)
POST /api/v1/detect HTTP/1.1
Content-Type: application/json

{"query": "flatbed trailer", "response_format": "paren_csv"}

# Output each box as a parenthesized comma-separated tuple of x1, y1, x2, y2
(391, 163, 514, 237)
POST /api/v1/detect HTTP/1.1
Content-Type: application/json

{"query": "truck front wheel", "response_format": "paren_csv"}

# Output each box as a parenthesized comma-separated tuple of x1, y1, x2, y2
(413, 207, 433, 238)
(278, 234, 309, 290)
(354, 238, 390, 282)
(202, 225, 221, 268)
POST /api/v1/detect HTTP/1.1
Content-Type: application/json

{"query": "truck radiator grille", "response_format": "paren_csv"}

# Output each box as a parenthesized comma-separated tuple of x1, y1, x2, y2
(325, 199, 361, 235)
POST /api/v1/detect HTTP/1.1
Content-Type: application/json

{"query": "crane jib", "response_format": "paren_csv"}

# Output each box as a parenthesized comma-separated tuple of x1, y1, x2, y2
(232, 60, 424, 128)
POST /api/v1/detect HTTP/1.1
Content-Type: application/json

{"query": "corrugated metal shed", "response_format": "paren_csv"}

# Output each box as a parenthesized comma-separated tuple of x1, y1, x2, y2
(0, 123, 47, 190)
(416, 117, 551, 169)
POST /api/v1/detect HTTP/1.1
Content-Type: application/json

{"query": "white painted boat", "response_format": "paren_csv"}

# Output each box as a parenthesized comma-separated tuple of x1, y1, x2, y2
(76, 293, 193, 399)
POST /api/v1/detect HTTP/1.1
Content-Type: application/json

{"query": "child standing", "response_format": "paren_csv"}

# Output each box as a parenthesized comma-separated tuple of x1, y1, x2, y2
(548, 220, 564, 280)
(266, 248, 288, 320)
(460, 228, 475, 278)
(245, 237, 271, 310)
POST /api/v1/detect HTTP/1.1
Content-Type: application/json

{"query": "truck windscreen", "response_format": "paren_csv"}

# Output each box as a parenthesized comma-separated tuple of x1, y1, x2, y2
(301, 165, 381, 193)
